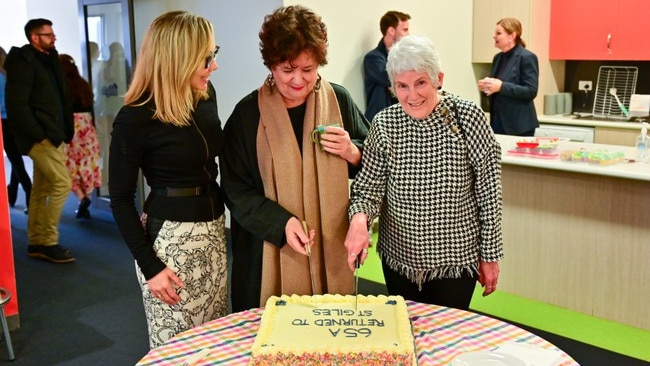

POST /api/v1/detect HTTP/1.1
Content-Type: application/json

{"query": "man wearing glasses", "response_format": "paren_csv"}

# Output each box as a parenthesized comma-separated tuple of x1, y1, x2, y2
(5, 18, 75, 263)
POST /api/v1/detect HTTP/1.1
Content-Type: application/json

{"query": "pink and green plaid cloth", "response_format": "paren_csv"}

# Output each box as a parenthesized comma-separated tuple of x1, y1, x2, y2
(137, 301, 579, 365)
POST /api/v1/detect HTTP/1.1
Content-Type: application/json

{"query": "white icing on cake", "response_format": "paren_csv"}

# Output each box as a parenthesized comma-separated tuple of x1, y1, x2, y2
(250, 294, 416, 365)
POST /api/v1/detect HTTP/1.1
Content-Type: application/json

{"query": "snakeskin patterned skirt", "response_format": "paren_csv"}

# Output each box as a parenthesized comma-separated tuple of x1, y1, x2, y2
(136, 215, 228, 349)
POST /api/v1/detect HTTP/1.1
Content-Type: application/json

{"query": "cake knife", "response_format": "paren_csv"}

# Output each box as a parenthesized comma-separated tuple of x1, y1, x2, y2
(354, 256, 360, 311)
(302, 220, 316, 294)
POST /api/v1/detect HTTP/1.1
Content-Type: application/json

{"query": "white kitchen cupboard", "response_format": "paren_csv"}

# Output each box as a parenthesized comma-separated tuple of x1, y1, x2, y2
(472, 0, 531, 63)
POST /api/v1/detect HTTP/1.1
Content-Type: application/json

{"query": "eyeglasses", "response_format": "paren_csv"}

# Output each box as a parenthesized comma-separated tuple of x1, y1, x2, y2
(204, 45, 220, 69)
(36, 33, 56, 38)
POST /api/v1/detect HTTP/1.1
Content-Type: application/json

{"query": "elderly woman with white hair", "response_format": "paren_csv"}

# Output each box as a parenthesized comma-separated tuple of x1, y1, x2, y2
(344, 35, 503, 310)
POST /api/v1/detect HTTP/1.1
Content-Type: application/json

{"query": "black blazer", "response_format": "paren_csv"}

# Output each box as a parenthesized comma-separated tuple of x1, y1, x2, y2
(488, 44, 539, 135)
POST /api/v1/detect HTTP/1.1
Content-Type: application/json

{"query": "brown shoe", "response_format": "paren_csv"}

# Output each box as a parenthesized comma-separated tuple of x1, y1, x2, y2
(27, 245, 76, 263)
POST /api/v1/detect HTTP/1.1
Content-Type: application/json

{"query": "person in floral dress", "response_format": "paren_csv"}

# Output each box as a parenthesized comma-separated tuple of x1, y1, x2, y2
(59, 54, 102, 218)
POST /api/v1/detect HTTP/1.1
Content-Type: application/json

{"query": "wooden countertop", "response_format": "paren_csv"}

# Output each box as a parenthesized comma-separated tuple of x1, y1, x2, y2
(496, 135, 650, 181)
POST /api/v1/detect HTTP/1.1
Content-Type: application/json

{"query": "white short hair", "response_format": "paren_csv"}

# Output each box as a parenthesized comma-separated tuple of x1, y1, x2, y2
(386, 35, 442, 87)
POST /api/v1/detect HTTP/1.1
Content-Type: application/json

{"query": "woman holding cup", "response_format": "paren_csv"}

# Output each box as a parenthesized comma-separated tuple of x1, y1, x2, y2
(221, 5, 369, 312)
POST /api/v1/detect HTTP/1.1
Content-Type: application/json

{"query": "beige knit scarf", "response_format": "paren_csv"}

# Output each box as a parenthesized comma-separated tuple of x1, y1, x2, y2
(256, 79, 354, 306)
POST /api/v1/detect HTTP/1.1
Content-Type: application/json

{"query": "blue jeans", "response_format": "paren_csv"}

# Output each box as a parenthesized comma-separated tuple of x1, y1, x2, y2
(27, 141, 71, 245)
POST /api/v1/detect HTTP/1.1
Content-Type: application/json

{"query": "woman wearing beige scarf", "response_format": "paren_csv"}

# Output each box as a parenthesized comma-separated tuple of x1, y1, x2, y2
(221, 5, 370, 312)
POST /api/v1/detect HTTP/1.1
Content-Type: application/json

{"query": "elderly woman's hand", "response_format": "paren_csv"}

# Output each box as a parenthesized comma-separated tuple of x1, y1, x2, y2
(478, 260, 500, 297)
(320, 126, 362, 166)
(344, 213, 371, 271)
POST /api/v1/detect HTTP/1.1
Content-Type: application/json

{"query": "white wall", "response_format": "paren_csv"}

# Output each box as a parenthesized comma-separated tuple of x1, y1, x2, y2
(0, 0, 29, 52)
(207, 0, 477, 117)
(291, 0, 479, 110)
(2, 0, 480, 118)
(131, 0, 280, 120)
(0, 0, 82, 74)
(131, 2, 482, 122)
(27, 0, 82, 67)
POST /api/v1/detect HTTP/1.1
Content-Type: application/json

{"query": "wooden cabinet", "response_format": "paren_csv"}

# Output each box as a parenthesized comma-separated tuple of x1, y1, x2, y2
(472, 0, 531, 63)
(501, 164, 650, 331)
(594, 126, 638, 146)
(550, 0, 650, 60)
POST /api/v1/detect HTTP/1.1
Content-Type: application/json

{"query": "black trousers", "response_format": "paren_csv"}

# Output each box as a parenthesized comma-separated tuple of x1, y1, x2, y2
(491, 117, 536, 137)
(382, 261, 477, 310)
(2, 119, 32, 205)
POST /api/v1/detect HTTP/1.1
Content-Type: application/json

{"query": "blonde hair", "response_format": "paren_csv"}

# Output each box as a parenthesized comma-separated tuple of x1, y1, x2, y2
(125, 11, 215, 126)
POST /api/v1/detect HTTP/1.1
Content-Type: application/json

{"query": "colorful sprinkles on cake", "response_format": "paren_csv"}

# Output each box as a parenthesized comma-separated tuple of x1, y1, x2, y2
(251, 351, 414, 365)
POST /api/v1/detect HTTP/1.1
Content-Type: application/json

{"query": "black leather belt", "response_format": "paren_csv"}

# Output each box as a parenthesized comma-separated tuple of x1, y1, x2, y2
(153, 185, 212, 197)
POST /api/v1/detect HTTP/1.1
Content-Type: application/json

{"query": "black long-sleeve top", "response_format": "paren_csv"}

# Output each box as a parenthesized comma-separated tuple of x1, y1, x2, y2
(109, 83, 225, 279)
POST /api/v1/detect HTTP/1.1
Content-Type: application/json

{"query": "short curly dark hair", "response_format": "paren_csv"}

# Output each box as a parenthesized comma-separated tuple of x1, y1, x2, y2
(259, 5, 328, 69)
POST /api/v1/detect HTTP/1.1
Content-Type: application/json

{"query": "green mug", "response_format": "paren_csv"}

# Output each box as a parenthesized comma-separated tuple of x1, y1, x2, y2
(310, 123, 340, 148)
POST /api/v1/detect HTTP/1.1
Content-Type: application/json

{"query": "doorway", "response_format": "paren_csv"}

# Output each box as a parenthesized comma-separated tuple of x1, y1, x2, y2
(77, 0, 143, 210)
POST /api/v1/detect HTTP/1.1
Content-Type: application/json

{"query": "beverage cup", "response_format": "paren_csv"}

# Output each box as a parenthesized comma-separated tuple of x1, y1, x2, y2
(544, 95, 556, 115)
(555, 93, 565, 115)
(310, 123, 340, 148)
(562, 92, 573, 114)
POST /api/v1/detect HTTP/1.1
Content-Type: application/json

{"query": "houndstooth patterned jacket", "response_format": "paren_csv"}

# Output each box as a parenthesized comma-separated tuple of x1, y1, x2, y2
(349, 93, 503, 286)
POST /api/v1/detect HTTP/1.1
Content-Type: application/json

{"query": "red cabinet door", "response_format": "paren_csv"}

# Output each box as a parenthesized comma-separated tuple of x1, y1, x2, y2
(612, 0, 650, 60)
(550, 0, 650, 60)
(550, 0, 619, 60)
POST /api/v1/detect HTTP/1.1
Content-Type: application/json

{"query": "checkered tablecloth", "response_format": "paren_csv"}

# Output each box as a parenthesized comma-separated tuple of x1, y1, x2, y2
(137, 301, 579, 365)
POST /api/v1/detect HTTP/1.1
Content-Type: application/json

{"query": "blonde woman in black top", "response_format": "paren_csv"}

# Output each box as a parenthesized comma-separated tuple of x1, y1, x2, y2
(109, 11, 227, 348)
